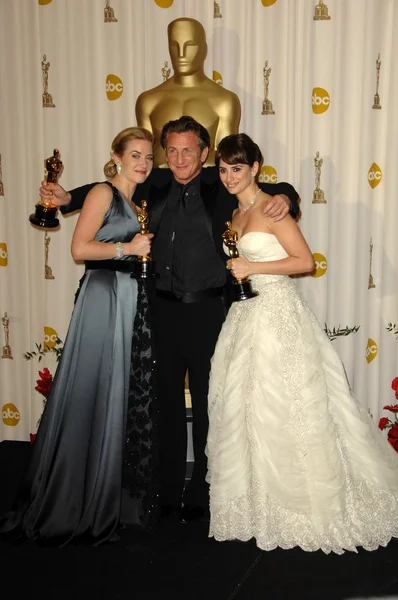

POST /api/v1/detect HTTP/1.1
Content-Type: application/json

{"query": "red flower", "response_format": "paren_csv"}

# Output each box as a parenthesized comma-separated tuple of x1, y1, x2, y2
(35, 367, 53, 398)
(30, 433, 37, 444)
(391, 378, 398, 392)
(378, 417, 390, 430)
(383, 404, 398, 413)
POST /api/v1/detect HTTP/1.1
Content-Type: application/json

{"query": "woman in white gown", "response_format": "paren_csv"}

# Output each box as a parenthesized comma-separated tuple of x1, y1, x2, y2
(206, 133, 398, 555)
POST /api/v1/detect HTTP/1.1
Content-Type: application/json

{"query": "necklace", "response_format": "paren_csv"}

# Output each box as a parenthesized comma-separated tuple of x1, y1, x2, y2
(238, 187, 261, 212)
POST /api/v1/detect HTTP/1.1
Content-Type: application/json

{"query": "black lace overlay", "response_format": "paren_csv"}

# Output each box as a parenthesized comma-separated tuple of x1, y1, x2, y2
(122, 279, 160, 531)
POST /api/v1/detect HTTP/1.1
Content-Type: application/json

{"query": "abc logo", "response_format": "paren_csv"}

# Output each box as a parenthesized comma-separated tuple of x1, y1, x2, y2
(367, 162, 382, 189)
(44, 326, 58, 350)
(0, 242, 8, 267)
(261, 0, 277, 5)
(106, 74, 123, 101)
(258, 166, 278, 184)
(2, 403, 20, 426)
(213, 71, 223, 87)
(312, 87, 330, 114)
(155, 0, 174, 7)
(311, 252, 327, 278)
(366, 338, 378, 363)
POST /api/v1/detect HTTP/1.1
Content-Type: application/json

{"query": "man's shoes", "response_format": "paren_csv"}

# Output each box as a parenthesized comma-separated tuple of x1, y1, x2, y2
(179, 504, 208, 523)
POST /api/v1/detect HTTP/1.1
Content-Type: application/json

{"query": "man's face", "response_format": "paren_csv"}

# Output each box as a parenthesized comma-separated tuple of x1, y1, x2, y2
(168, 21, 207, 76)
(165, 132, 208, 184)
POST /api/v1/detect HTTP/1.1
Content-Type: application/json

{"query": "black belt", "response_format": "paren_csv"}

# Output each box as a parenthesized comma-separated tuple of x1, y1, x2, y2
(156, 287, 223, 304)
(85, 260, 136, 273)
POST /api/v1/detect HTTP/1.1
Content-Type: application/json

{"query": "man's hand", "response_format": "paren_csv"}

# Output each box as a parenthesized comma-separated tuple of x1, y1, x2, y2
(263, 193, 290, 222)
(39, 181, 71, 207)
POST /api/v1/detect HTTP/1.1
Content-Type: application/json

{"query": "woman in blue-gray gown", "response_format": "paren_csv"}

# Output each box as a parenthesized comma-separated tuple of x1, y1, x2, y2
(0, 127, 159, 546)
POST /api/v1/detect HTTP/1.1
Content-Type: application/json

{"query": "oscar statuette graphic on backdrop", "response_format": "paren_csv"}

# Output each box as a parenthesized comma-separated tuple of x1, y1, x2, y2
(161, 61, 171, 81)
(372, 54, 382, 110)
(2, 312, 13, 359)
(41, 55, 55, 108)
(214, 1, 222, 18)
(104, 0, 117, 22)
(313, 151, 327, 203)
(313, 0, 331, 20)
(44, 231, 55, 280)
(222, 222, 258, 301)
(368, 238, 376, 289)
(261, 61, 275, 115)
(29, 149, 63, 228)
(0, 154, 4, 196)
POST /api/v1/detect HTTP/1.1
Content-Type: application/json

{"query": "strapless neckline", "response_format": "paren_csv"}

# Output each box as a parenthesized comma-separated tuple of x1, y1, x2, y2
(239, 231, 275, 242)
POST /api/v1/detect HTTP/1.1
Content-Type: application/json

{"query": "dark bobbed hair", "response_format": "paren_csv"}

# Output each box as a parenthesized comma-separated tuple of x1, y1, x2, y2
(215, 133, 263, 170)
(160, 115, 211, 151)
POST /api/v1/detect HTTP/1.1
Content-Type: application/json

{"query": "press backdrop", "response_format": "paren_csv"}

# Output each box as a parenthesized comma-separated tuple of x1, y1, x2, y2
(0, 0, 397, 441)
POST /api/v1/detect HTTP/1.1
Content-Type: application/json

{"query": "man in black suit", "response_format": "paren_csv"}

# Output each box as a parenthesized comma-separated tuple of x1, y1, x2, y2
(39, 116, 300, 523)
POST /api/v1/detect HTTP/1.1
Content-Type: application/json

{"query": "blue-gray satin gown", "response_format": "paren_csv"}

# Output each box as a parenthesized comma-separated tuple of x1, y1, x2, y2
(0, 183, 159, 545)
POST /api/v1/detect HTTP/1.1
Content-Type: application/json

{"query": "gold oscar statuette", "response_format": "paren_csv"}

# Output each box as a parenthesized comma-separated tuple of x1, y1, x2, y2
(222, 222, 258, 302)
(29, 149, 63, 228)
(313, 151, 327, 203)
(214, 1, 222, 18)
(135, 18, 241, 167)
(161, 61, 171, 82)
(133, 200, 158, 279)
(368, 237, 376, 289)
(41, 55, 55, 108)
(44, 231, 55, 280)
(313, 0, 331, 20)
(0, 154, 4, 197)
(104, 0, 117, 23)
(261, 61, 275, 115)
(372, 53, 382, 110)
(2, 312, 13, 359)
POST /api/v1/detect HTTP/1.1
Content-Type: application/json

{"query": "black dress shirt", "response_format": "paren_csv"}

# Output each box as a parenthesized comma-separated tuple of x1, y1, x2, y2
(152, 175, 226, 293)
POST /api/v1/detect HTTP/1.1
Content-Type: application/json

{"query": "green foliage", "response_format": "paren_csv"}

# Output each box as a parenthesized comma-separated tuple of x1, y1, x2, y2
(386, 323, 398, 340)
(23, 337, 64, 363)
(324, 324, 360, 342)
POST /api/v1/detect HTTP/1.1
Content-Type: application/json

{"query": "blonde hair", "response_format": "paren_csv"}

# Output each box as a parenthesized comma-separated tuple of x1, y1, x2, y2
(103, 127, 154, 178)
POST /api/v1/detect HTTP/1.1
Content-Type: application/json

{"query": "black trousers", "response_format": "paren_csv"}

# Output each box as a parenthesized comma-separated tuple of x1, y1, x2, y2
(153, 294, 226, 509)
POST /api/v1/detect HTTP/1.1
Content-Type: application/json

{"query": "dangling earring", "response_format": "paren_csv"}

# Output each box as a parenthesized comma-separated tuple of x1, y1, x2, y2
(116, 163, 121, 175)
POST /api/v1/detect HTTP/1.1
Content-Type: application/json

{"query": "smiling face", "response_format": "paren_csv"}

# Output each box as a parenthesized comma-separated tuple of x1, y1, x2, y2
(218, 159, 259, 195)
(165, 131, 208, 184)
(113, 139, 154, 184)
(168, 19, 207, 76)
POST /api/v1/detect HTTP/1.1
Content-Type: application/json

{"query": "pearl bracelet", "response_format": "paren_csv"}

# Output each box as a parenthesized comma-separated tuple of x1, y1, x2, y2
(115, 242, 124, 259)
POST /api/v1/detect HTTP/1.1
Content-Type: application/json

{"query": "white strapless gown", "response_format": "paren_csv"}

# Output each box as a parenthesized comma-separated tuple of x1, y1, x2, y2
(206, 232, 398, 554)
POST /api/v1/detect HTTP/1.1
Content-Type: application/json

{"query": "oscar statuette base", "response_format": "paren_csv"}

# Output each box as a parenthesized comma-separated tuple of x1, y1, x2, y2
(2, 345, 13, 359)
(42, 92, 55, 108)
(29, 203, 59, 228)
(232, 279, 258, 302)
(372, 94, 381, 110)
(261, 99, 275, 115)
(133, 259, 158, 280)
(312, 189, 327, 204)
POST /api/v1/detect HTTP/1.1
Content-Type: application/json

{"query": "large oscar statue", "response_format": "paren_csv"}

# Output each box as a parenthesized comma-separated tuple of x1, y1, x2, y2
(135, 18, 241, 167)
(29, 149, 63, 228)
(133, 200, 158, 279)
(222, 222, 258, 302)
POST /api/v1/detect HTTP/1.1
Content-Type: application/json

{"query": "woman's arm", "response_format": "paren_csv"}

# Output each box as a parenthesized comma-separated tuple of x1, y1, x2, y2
(71, 184, 152, 261)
